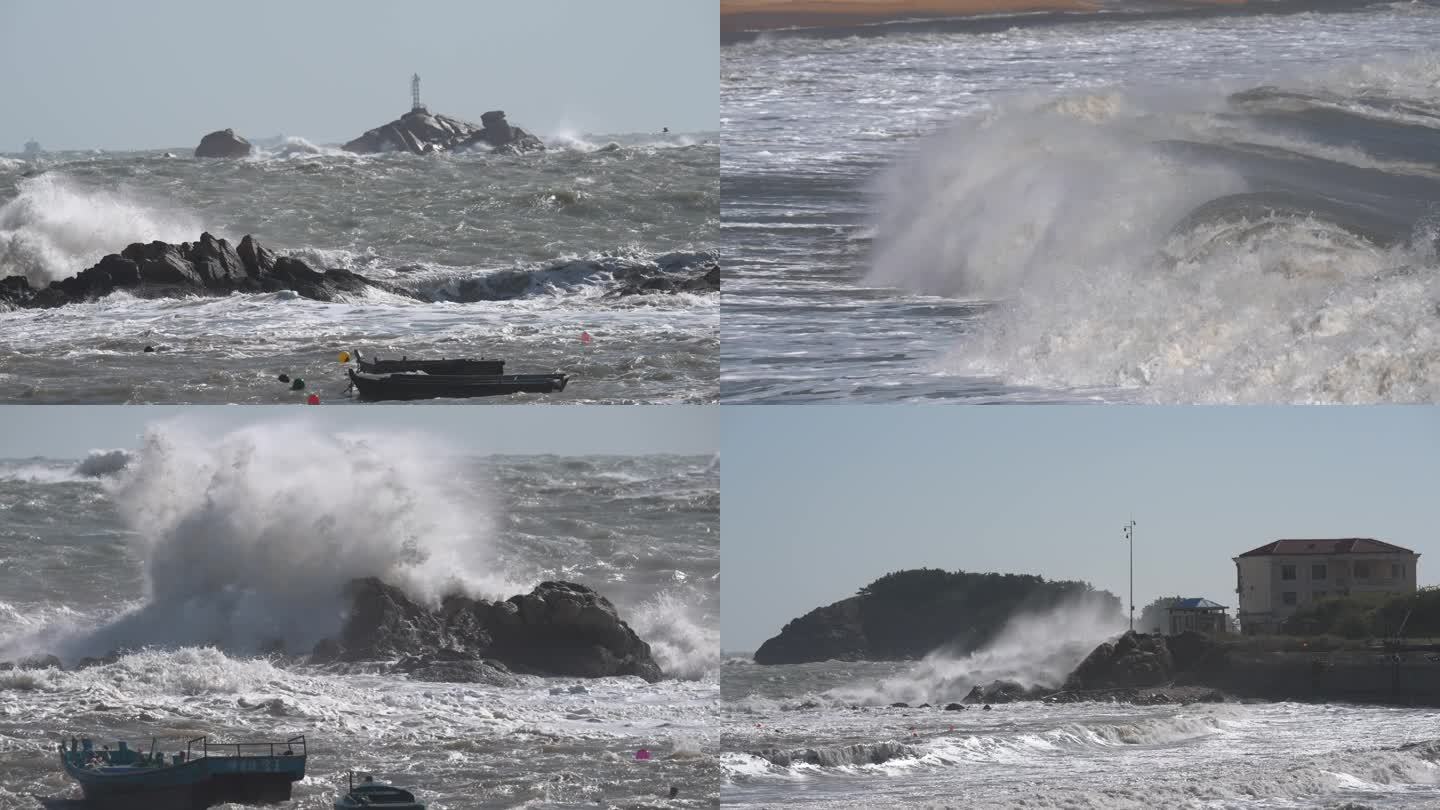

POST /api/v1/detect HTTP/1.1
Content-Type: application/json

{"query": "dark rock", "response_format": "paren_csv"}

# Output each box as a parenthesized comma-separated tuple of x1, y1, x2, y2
(962, 679, 1041, 705)
(194, 128, 252, 159)
(944, 702, 965, 711)
(313, 578, 661, 683)
(487, 581, 662, 682)
(1064, 631, 1175, 691)
(889, 702, 909, 709)
(0, 233, 424, 310)
(343, 108, 544, 156)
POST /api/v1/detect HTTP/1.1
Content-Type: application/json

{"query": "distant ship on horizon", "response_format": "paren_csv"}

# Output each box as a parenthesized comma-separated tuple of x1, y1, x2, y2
(22, 138, 42, 156)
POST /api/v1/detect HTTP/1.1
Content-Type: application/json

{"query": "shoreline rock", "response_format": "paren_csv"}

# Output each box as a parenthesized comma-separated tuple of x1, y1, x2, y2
(313, 578, 663, 682)
(0, 233, 419, 309)
(0, 237, 717, 311)
(194, 128, 252, 159)
(1, 580, 663, 684)
(342, 108, 544, 156)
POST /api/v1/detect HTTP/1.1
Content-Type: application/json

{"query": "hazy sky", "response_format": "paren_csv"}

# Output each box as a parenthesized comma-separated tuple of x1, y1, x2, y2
(0, 0, 717, 151)
(0, 406, 716, 458)
(722, 406, 1440, 651)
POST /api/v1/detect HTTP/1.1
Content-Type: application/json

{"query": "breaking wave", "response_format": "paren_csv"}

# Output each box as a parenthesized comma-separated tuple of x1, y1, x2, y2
(0, 173, 203, 285)
(869, 55, 1440, 402)
(831, 599, 1125, 706)
(628, 589, 718, 681)
(7, 420, 518, 663)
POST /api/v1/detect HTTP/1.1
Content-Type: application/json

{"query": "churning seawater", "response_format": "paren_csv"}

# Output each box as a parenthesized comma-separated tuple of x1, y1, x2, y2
(721, 658, 1440, 809)
(722, 1, 1440, 403)
(0, 133, 717, 404)
(0, 427, 720, 808)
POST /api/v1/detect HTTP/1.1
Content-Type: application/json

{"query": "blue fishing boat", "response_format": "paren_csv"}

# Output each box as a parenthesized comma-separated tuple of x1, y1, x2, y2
(335, 772, 426, 809)
(58, 734, 306, 809)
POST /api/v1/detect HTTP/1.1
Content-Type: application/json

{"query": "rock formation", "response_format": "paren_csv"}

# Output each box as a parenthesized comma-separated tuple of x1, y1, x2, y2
(0, 233, 420, 309)
(312, 578, 663, 682)
(342, 108, 544, 155)
(754, 597, 869, 664)
(753, 568, 1121, 665)
(2, 580, 663, 684)
(194, 128, 253, 158)
(0, 239, 718, 311)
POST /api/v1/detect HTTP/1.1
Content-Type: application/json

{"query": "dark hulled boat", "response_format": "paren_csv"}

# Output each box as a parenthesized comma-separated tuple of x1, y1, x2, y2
(58, 735, 306, 810)
(334, 772, 426, 809)
(355, 353, 504, 376)
(347, 368, 568, 401)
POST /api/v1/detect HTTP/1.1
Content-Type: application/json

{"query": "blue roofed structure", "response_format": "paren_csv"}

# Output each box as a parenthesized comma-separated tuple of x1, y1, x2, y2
(1167, 597, 1230, 635)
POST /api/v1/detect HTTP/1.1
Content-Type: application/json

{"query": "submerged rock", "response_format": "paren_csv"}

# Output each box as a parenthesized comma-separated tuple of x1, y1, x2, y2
(0, 654, 63, 671)
(314, 578, 662, 683)
(194, 128, 252, 158)
(342, 108, 544, 155)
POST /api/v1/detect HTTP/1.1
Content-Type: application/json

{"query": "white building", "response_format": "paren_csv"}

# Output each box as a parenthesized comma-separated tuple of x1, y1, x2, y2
(1233, 538, 1419, 635)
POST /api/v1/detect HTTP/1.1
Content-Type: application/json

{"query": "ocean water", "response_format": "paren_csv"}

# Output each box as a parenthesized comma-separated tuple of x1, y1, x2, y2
(721, 656, 1440, 809)
(721, 1, 1440, 403)
(0, 428, 720, 808)
(0, 132, 718, 404)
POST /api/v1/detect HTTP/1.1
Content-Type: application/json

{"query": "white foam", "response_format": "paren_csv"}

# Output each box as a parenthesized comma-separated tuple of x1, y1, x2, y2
(831, 598, 1125, 706)
(0, 173, 203, 285)
(627, 589, 718, 681)
(33, 420, 524, 661)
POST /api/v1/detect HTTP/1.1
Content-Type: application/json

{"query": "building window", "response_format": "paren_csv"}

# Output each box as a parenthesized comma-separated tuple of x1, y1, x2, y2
(1281, 565, 1296, 581)
(1282, 591, 1297, 606)
(1311, 564, 1327, 580)
(1313, 591, 1326, 600)
(1393, 563, 1403, 578)
(1354, 562, 1369, 578)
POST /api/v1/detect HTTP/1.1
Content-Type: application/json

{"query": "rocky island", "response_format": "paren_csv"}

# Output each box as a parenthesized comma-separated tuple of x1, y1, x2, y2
(753, 568, 1121, 664)
(343, 107, 544, 156)
(193, 128, 253, 158)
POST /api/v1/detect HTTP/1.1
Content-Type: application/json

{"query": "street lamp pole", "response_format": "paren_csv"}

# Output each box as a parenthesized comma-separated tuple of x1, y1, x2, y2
(1124, 519, 1136, 631)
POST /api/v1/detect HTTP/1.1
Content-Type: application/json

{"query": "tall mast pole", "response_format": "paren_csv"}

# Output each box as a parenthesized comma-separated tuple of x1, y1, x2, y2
(1124, 518, 1136, 631)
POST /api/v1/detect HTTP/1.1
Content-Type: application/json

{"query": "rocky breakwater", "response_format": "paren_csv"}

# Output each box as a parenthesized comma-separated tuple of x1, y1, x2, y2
(343, 107, 544, 155)
(1049, 630, 1440, 706)
(310, 578, 664, 683)
(0, 233, 419, 309)
(194, 128, 252, 158)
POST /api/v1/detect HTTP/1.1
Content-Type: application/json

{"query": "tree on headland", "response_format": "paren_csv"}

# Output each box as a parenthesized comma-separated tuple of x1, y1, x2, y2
(1138, 596, 1182, 634)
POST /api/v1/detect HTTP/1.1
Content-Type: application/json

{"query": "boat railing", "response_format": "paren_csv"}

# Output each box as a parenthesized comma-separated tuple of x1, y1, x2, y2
(185, 734, 306, 760)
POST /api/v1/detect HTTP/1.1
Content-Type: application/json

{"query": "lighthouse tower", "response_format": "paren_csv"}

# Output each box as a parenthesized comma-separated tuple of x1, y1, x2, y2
(411, 74, 426, 114)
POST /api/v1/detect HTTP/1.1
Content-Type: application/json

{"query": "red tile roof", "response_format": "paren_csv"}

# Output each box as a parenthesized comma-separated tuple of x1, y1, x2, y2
(1237, 538, 1417, 557)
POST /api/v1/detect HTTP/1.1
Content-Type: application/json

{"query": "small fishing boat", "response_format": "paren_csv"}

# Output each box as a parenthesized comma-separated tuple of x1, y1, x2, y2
(335, 772, 426, 809)
(58, 734, 306, 810)
(347, 368, 568, 401)
(353, 351, 504, 376)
